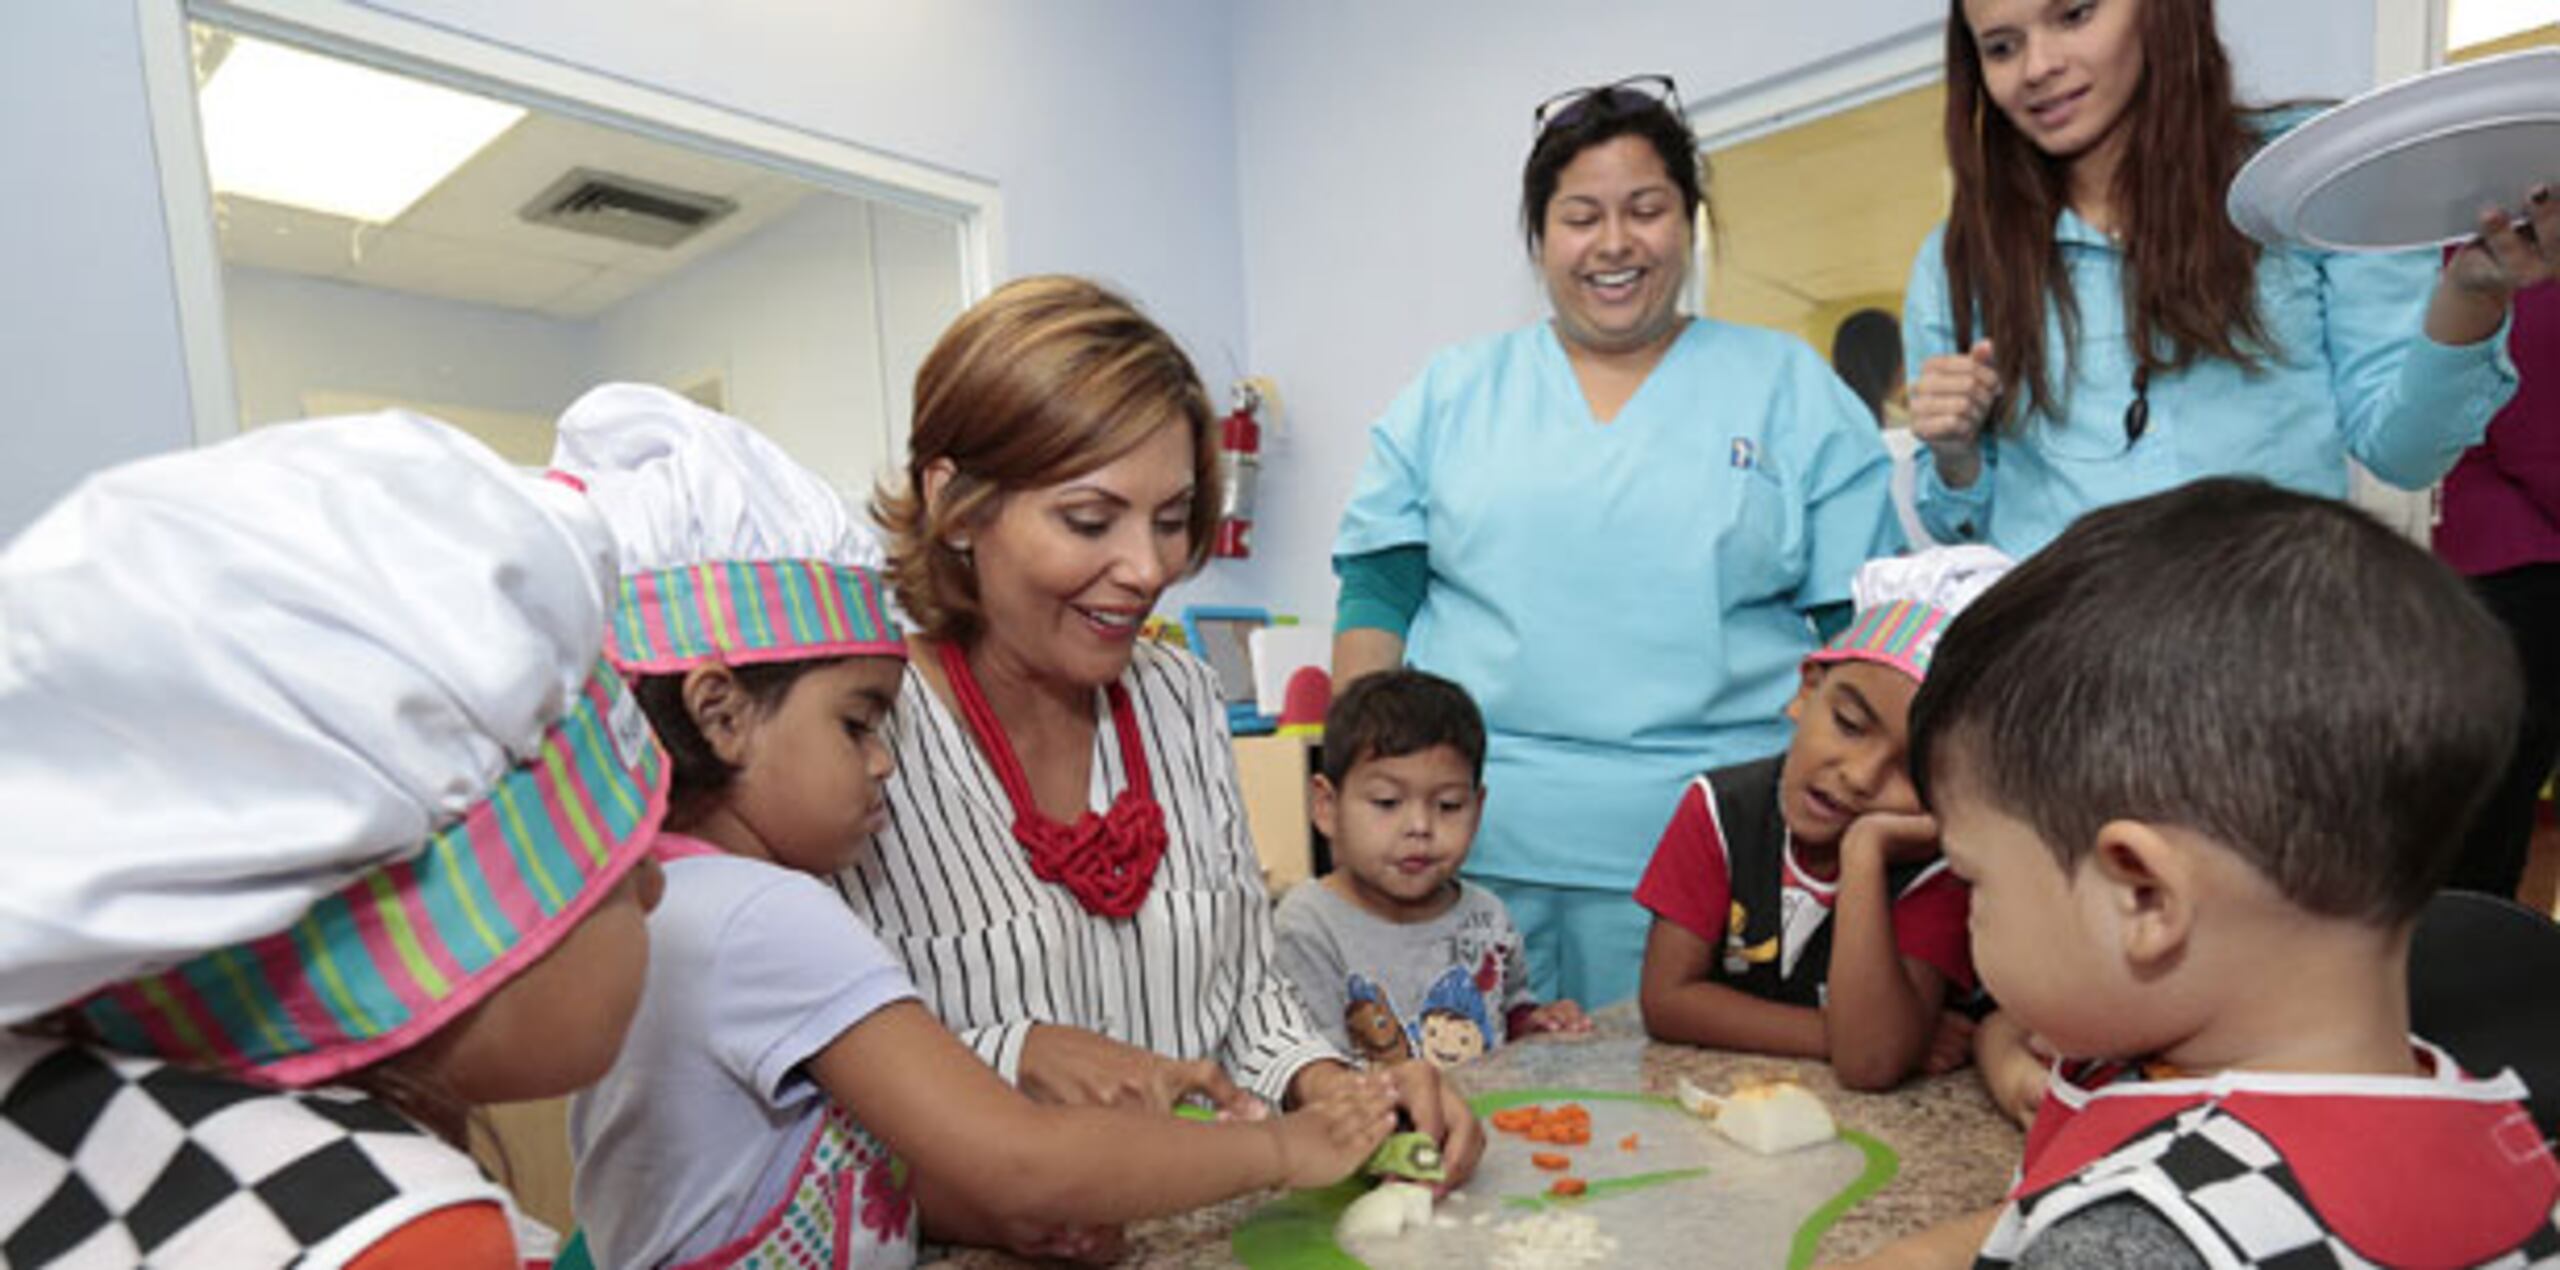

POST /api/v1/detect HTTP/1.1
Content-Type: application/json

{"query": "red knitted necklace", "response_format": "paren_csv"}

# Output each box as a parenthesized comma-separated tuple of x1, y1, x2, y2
(936, 639, 1167, 918)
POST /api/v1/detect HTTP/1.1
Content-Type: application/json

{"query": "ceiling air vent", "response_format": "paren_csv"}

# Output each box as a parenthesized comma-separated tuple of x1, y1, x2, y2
(519, 168, 736, 249)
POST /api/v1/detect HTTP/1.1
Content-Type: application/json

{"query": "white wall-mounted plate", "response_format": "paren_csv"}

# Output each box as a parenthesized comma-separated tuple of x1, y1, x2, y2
(2229, 47, 2560, 251)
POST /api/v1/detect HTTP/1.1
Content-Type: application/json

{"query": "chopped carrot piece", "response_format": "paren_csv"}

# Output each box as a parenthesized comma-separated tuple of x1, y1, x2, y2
(1497, 1103, 1608, 1148)
(1619, 1133, 1640, 1151)
(1549, 1177, 1588, 1198)
(1531, 1151, 1572, 1171)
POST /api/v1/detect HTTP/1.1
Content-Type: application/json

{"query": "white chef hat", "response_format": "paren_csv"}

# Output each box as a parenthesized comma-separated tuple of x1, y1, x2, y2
(1806, 544, 2016, 682)
(0, 413, 667, 1087)
(549, 383, 902, 672)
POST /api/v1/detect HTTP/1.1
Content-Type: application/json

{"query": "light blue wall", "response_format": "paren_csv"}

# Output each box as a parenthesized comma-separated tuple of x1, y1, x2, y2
(1227, 0, 2381, 622)
(592, 196, 887, 500)
(0, 1, 2377, 564)
(225, 266, 596, 430)
(355, 0, 1253, 424)
(1, 0, 1247, 541)
(1, 3, 200, 534)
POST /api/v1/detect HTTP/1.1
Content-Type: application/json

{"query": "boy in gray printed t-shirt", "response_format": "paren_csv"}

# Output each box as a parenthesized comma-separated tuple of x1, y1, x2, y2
(1271, 670, 1589, 1069)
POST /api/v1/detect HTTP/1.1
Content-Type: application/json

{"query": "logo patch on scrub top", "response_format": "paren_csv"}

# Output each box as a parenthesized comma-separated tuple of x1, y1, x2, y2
(1730, 438, 1758, 471)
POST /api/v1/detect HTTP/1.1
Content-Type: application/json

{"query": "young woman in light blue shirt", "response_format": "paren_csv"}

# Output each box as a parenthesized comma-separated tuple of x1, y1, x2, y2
(1904, 0, 2557, 560)
(1331, 78, 1900, 1009)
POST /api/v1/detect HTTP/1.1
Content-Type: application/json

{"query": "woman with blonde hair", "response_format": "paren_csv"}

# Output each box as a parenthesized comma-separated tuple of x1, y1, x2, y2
(846, 276, 1482, 1250)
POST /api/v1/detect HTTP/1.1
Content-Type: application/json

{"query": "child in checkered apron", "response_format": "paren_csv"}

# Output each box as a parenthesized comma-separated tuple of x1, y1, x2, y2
(1846, 479, 2560, 1269)
(550, 386, 1402, 1270)
(0, 414, 672, 1268)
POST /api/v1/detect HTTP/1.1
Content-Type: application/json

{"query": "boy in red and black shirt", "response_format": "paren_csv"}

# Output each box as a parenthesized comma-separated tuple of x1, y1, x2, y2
(1636, 546, 2009, 1090)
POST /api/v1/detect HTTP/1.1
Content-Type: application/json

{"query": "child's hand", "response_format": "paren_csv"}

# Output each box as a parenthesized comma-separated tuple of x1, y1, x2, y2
(1523, 1000, 1594, 1035)
(1842, 811, 1942, 870)
(1269, 1070, 1400, 1188)
(1293, 1059, 1487, 1191)
(1923, 1011, 1976, 1075)
(1974, 1010, 2054, 1129)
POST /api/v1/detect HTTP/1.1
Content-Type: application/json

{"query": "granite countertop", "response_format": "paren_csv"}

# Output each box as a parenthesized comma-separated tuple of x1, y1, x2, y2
(925, 1006, 2023, 1267)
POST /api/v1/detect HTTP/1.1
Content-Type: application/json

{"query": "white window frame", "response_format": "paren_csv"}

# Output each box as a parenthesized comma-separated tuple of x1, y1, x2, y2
(134, 0, 1004, 451)
(1687, 22, 1945, 151)
(2372, 0, 2453, 78)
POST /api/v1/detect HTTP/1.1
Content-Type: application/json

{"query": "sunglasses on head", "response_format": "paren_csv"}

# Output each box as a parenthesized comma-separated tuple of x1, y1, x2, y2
(1533, 74, 1684, 137)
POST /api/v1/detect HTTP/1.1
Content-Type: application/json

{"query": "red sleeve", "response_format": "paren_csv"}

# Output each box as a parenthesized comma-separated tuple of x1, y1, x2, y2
(1633, 781, 1732, 947)
(348, 1201, 516, 1270)
(1889, 863, 1975, 993)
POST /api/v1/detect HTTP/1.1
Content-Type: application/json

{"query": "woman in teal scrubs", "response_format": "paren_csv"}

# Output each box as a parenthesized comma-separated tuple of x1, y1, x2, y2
(1904, 0, 2552, 560)
(1330, 77, 1901, 1008)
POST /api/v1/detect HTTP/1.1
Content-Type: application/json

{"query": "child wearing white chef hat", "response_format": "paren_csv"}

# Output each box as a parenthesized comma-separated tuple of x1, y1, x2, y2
(0, 413, 668, 1268)
(554, 384, 1400, 1270)
(1635, 544, 2011, 1091)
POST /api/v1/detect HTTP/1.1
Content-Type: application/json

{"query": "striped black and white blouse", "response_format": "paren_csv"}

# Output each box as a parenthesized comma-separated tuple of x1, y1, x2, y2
(837, 640, 1339, 1104)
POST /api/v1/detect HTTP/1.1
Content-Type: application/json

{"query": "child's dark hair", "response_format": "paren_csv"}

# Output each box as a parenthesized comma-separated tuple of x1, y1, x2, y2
(1909, 478, 2519, 926)
(1321, 668, 1487, 787)
(633, 658, 844, 824)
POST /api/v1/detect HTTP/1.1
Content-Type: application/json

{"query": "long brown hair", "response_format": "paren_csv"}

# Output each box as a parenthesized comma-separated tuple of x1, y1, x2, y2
(1941, 0, 2270, 428)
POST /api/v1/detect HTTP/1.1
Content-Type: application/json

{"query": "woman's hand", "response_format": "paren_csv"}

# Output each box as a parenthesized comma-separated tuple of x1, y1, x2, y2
(2431, 184, 2560, 345)
(1267, 1070, 1402, 1189)
(1291, 1059, 1486, 1192)
(1018, 1023, 1261, 1117)
(1906, 339, 2000, 489)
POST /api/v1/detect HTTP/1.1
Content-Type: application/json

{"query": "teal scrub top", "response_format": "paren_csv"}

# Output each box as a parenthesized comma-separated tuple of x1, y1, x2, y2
(1903, 213, 2518, 559)
(1332, 319, 1901, 890)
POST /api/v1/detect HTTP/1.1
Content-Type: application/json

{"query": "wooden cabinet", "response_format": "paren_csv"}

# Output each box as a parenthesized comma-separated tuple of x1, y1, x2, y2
(1233, 733, 1327, 890)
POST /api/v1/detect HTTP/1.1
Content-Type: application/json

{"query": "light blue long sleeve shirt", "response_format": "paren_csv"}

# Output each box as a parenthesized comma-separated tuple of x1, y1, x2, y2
(1332, 320, 1902, 890)
(1903, 214, 2517, 557)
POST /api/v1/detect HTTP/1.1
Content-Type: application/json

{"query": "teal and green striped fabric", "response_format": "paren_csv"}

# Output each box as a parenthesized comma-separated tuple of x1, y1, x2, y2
(608, 560, 903, 673)
(78, 663, 669, 1088)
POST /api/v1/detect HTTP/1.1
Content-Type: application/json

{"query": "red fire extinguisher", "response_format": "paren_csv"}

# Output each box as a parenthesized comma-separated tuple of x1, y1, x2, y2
(1212, 379, 1267, 559)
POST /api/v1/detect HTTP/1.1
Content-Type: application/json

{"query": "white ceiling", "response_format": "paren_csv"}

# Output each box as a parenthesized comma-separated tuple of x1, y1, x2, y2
(212, 107, 816, 319)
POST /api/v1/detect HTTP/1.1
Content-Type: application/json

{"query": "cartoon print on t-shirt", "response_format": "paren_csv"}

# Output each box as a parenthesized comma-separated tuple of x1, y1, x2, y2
(1722, 898, 1779, 976)
(1344, 974, 1414, 1064)
(1412, 966, 1495, 1068)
